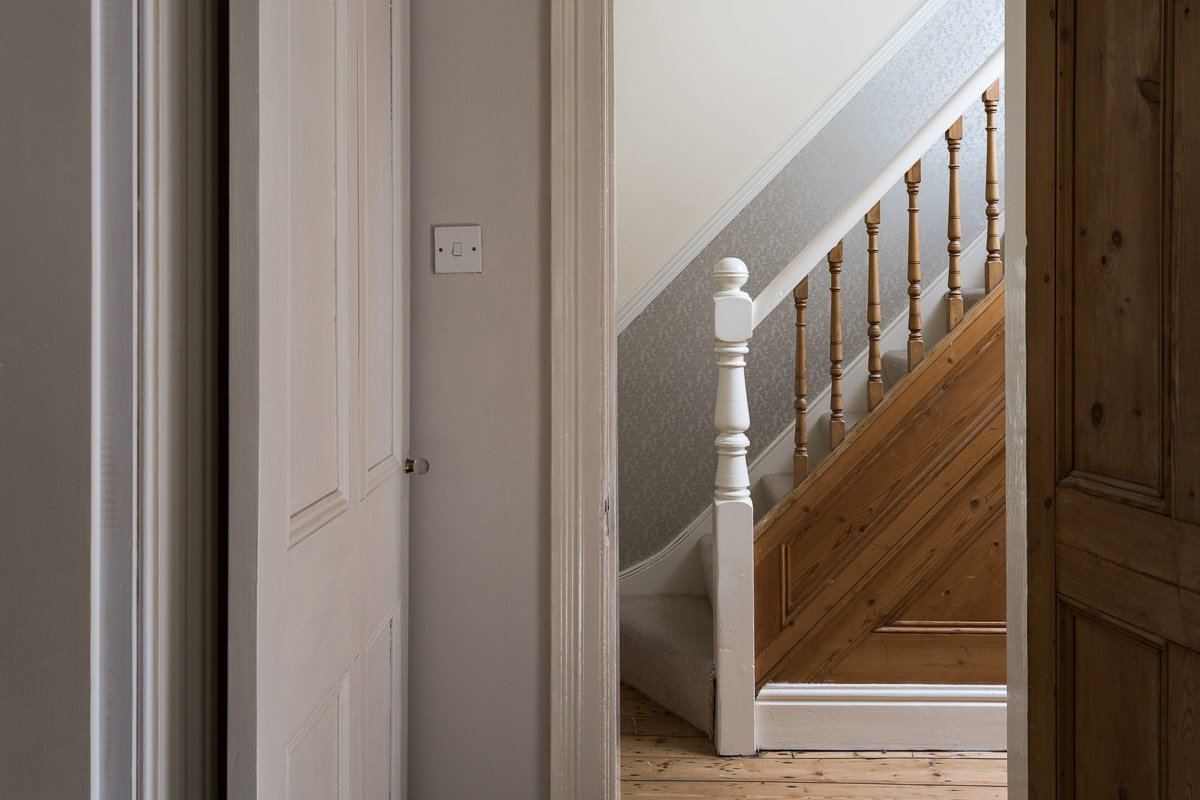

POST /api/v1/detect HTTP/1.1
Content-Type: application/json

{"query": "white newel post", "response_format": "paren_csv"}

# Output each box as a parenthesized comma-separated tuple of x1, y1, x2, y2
(712, 257, 757, 755)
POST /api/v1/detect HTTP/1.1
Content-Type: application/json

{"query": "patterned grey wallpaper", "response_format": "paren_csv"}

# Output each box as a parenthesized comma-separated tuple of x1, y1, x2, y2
(617, 0, 1006, 569)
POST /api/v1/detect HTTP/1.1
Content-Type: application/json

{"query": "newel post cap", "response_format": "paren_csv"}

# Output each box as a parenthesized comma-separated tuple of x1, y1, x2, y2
(714, 257, 749, 292)
(714, 258, 752, 342)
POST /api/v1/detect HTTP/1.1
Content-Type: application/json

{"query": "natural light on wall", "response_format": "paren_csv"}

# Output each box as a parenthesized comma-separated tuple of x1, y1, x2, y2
(614, 0, 929, 311)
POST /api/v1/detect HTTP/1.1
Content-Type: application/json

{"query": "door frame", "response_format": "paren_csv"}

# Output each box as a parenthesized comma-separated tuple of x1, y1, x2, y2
(136, 0, 225, 795)
(548, 0, 619, 797)
(549, 3, 1034, 800)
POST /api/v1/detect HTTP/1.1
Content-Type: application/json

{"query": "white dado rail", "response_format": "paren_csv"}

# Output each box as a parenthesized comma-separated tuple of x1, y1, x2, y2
(710, 44, 1005, 755)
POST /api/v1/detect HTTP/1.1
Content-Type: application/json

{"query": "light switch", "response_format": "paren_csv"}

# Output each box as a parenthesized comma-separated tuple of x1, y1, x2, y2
(433, 225, 482, 274)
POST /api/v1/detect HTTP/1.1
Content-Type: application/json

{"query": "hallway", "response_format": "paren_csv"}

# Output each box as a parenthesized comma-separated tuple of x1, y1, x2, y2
(620, 685, 1008, 798)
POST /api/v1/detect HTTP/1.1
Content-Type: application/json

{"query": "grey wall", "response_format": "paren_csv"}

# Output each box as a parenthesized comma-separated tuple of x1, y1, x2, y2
(0, 1, 93, 796)
(409, 0, 550, 797)
(618, 0, 1005, 569)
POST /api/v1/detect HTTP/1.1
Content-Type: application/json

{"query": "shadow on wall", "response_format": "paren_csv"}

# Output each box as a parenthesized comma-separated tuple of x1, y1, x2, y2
(617, 0, 1005, 570)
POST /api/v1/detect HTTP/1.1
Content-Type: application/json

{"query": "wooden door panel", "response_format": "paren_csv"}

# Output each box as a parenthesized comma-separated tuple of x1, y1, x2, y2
(1173, 0, 1200, 525)
(1059, 605, 1163, 800)
(1167, 646, 1200, 797)
(1066, 0, 1166, 498)
(1030, 0, 1200, 791)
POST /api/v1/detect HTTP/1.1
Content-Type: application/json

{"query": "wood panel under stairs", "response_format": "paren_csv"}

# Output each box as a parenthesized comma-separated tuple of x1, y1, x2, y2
(753, 285, 1005, 688)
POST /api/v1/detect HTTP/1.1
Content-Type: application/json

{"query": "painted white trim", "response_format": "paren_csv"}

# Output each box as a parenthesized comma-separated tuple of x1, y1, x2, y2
(711, 258, 757, 756)
(92, 0, 138, 795)
(1002, 0, 1028, 792)
(755, 683, 1008, 751)
(616, 0, 951, 333)
(754, 46, 1005, 327)
(137, 0, 221, 796)
(549, 0, 619, 795)
(619, 222, 997, 596)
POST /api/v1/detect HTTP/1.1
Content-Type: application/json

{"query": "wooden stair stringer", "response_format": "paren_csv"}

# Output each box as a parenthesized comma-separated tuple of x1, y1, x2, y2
(753, 286, 1006, 687)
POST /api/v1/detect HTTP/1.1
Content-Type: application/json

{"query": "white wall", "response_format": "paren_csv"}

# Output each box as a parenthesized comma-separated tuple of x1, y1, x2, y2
(408, 0, 549, 797)
(615, 0, 927, 308)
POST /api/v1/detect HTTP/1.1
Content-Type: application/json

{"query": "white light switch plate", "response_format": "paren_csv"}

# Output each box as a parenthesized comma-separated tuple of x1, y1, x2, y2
(433, 225, 482, 274)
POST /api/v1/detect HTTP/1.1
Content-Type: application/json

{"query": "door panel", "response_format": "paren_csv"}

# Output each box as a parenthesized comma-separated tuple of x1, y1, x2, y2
(1060, 607, 1163, 800)
(1029, 0, 1200, 794)
(1067, 0, 1165, 495)
(287, 0, 353, 543)
(231, 0, 409, 795)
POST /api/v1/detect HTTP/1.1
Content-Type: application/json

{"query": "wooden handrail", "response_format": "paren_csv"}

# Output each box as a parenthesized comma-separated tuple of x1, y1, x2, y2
(750, 46, 1004, 329)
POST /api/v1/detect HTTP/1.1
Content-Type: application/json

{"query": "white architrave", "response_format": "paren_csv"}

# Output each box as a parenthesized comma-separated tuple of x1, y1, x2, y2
(549, 0, 619, 797)
(137, 0, 221, 795)
(711, 257, 757, 756)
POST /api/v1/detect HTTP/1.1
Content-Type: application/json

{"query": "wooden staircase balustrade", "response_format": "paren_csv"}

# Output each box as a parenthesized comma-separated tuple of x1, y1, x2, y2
(792, 278, 809, 485)
(946, 117, 965, 331)
(865, 204, 884, 411)
(905, 161, 924, 370)
(827, 242, 846, 450)
(753, 286, 1006, 688)
(711, 56, 1003, 749)
(983, 80, 1002, 292)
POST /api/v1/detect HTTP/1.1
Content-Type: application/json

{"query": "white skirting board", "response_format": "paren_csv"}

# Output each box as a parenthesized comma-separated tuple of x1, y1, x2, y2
(755, 683, 1008, 752)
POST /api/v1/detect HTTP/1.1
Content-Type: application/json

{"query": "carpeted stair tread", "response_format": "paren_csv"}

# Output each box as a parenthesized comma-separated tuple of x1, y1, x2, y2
(964, 287, 987, 313)
(816, 410, 867, 442)
(882, 349, 909, 395)
(759, 472, 798, 514)
(620, 594, 715, 737)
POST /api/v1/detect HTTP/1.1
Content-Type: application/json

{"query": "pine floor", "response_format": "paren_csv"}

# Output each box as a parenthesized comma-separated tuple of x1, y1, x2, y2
(620, 685, 1008, 798)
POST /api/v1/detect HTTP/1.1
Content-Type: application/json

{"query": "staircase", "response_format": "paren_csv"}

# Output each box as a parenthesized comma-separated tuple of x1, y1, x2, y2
(621, 47, 1007, 755)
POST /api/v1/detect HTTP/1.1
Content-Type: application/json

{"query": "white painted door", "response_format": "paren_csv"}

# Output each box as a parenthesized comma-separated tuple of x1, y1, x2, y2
(229, 0, 410, 796)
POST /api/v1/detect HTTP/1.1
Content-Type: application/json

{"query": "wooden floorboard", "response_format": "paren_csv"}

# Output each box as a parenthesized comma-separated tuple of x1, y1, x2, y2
(620, 685, 1008, 798)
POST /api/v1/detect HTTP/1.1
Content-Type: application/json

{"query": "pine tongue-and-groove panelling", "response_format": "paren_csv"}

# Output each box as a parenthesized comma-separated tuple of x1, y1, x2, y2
(754, 286, 1006, 688)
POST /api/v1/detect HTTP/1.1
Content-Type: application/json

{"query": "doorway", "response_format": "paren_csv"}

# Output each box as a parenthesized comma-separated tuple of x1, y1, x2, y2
(548, 0, 1029, 796)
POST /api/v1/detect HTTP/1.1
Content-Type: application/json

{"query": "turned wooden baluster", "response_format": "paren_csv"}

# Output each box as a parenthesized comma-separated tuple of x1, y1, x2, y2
(828, 242, 846, 449)
(865, 203, 883, 411)
(793, 278, 809, 485)
(983, 80, 1003, 292)
(905, 161, 923, 370)
(946, 116, 964, 331)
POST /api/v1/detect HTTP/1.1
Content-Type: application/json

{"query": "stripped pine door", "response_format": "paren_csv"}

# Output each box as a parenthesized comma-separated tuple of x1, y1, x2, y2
(229, 0, 410, 796)
(1027, 0, 1200, 795)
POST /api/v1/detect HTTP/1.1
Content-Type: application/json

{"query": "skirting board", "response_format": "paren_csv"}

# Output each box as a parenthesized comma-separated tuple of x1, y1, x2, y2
(615, 0, 951, 333)
(619, 220, 999, 596)
(755, 684, 1008, 751)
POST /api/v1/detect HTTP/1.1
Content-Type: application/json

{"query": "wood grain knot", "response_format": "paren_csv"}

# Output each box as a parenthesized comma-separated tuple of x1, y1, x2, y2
(1139, 77, 1162, 103)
